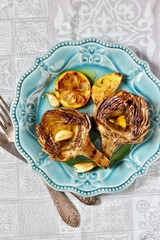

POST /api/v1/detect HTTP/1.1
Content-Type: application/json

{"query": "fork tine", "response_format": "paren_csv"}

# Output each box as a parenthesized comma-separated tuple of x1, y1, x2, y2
(0, 96, 14, 142)
(0, 96, 10, 111)
(0, 120, 7, 132)
(0, 112, 9, 127)
(0, 103, 11, 124)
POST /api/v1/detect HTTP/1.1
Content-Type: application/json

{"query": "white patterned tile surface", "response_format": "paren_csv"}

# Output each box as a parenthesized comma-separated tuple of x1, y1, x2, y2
(53, 0, 160, 78)
(133, 195, 160, 239)
(35, 238, 58, 240)
(132, 160, 160, 194)
(96, 234, 132, 240)
(20, 200, 57, 237)
(0, 203, 18, 238)
(0, 147, 18, 164)
(0, 165, 18, 200)
(13, 0, 48, 18)
(93, 196, 133, 232)
(55, 0, 155, 46)
(0, 0, 160, 239)
(0, 59, 12, 91)
(19, 164, 49, 199)
(15, 22, 47, 54)
(57, 234, 95, 240)
(0, 0, 13, 19)
(15, 57, 35, 81)
(0, 22, 12, 56)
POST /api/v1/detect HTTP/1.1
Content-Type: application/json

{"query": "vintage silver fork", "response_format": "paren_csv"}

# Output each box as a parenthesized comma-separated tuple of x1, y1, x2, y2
(0, 96, 97, 227)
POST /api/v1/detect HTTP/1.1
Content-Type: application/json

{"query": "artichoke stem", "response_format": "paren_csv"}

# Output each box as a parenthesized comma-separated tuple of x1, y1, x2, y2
(102, 137, 120, 159)
(79, 136, 110, 169)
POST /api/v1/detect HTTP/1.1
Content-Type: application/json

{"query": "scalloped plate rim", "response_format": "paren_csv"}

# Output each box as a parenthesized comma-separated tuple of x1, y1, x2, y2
(11, 38, 160, 197)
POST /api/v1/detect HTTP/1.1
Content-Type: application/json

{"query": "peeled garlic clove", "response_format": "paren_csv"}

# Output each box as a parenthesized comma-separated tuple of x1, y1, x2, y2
(43, 93, 60, 108)
(109, 119, 115, 124)
(116, 115, 126, 129)
(74, 162, 96, 173)
(55, 130, 73, 142)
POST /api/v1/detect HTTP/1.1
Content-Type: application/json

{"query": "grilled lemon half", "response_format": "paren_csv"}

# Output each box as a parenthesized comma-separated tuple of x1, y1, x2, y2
(55, 71, 91, 108)
(91, 72, 122, 103)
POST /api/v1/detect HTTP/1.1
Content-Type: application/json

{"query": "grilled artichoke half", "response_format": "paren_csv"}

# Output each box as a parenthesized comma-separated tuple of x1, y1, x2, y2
(93, 90, 150, 158)
(36, 108, 110, 168)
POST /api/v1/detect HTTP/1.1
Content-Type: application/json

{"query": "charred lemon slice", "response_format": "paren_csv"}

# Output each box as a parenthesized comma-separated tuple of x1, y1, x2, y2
(91, 72, 122, 103)
(55, 71, 91, 108)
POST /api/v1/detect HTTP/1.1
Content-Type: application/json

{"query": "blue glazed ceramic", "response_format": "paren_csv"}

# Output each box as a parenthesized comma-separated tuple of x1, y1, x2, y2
(11, 38, 160, 196)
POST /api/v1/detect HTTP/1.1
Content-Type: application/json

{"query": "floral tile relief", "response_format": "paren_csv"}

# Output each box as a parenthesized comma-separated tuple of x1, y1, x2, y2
(21, 200, 57, 237)
(19, 165, 48, 199)
(0, 59, 12, 91)
(132, 160, 160, 194)
(13, 0, 48, 18)
(93, 197, 133, 232)
(0, 0, 13, 19)
(54, 0, 156, 62)
(15, 22, 47, 53)
(0, 22, 12, 55)
(133, 195, 160, 239)
(96, 234, 132, 240)
(0, 203, 18, 237)
(15, 57, 35, 81)
(0, 165, 18, 200)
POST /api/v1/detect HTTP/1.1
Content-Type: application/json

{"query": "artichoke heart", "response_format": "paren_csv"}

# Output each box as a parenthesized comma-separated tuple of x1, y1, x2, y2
(93, 90, 150, 158)
(36, 108, 110, 168)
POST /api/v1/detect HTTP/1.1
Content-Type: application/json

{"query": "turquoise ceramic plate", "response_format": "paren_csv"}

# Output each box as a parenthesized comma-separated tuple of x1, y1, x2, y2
(11, 39, 160, 196)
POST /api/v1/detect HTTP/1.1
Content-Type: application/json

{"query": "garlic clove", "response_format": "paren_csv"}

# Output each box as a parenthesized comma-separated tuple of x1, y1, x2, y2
(43, 93, 60, 108)
(55, 130, 73, 142)
(73, 162, 96, 173)
(116, 115, 126, 129)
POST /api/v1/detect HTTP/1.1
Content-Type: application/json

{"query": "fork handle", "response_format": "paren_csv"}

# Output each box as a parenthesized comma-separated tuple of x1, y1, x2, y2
(72, 193, 98, 205)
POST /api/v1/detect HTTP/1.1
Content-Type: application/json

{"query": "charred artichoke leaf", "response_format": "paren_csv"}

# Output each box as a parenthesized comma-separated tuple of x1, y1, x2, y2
(94, 90, 150, 158)
(36, 108, 110, 169)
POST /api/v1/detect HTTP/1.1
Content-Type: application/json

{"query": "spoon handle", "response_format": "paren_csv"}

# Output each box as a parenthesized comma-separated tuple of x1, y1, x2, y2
(45, 183, 80, 227)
